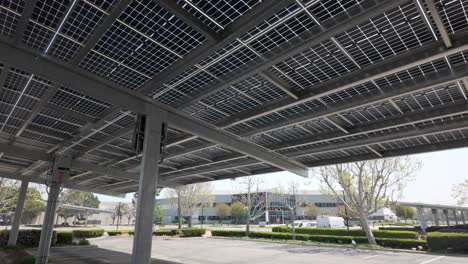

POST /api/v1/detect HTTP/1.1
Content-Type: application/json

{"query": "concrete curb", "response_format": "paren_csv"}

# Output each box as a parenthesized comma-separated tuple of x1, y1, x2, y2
(208, 236, 438, 256)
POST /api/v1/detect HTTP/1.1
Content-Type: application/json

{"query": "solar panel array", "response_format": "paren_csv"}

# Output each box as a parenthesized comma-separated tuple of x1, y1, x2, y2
(1, 0, 468, 195)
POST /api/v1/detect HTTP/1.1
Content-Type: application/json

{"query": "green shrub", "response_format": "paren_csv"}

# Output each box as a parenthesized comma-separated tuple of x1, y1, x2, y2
(180, 228, 205, 237)
(13, 256, 36, 264)
(78, 239, 90, 246)
(286, 228, 417, 239)
(56, 231, 73, 245)
(211, 230, 246, 237)
(427, 232, 468, 253)
(272, 226, 290, 233)
(0, 230, 57, 247)
(107, 230, 122, 236)
(376, 238, 427, 249)
(128, 231, 135, 235)
(153, 230, 178, 236)
(72, 229, 104, 239)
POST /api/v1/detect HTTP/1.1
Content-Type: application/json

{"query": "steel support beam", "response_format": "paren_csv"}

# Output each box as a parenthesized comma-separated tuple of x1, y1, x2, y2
(443, 209, 450, 226)
(71, 0, 132, 66)
(219, 35, 468, 130)
(286, 116, 468, 157)
(137, 0, 297, 96)
(73, 126, 133, 159)
(425, 0, 452, 48)
(462, 211, 466, 225)
(7, 180, 29, 246)
(14, 0, 37, 44)
(131, 106, 164, 264)
(11, 84, 60, 143)
(163, 61, 468, 162)
(0, 41, 308, 178)
(432, 209, 440, 226)
(176, 0, 410, 107)
(259, 70, 299, 99)
(454, 209, 459, 225)
(36, 155, 71, 264)
(157, 0, 220, 42)
(416, 207, 427, 235)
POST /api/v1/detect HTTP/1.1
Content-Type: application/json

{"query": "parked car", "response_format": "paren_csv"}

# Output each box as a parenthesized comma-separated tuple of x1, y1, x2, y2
(316, 215, 346, 229)
(288, 220, 317, 228)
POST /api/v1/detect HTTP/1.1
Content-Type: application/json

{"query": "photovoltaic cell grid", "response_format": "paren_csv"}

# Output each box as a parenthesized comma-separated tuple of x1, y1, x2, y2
(1, 0, 468, 192)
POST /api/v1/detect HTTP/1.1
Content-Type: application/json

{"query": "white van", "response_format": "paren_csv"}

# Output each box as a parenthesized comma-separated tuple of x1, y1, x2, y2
(316, 215, 346, 229)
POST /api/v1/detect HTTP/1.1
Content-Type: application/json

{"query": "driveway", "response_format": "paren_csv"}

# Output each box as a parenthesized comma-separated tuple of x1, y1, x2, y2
(88, 236, 467, 264)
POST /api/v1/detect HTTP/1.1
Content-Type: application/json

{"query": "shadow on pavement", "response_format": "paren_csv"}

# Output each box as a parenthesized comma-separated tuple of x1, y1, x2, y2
(32, 246, 182, 264)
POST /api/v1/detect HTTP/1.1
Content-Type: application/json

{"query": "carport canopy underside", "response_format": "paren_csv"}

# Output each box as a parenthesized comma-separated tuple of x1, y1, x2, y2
(1, 0, 468, 196)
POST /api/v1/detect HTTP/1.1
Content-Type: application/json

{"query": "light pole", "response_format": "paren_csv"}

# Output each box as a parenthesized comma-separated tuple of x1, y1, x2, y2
(343, 191, 349, 230)
(201, 206, 204, 228)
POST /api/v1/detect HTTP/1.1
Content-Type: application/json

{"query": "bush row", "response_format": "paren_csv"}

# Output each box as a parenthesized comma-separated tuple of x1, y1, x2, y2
(127, 228, 206, 237)
(211, 230, 426, 249)
(72, 229, 104, 239)
(271, 227, 418, 239)
(0, 230, 57, 247)
(56, 231, 73, 245)
(427, 232, 468, 253)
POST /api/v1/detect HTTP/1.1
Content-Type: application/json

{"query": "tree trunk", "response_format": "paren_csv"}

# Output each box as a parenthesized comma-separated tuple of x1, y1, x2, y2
(177, 195, 182, 229)
(359, 210, 376, 245)
(291, 210, 296, 240)
(246, 192, 251, 236)
(188, 216, 192, 227)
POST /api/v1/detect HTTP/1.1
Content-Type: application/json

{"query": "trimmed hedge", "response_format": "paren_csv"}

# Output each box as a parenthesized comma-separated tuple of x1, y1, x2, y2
(72, 229, 104, 239)
(211, 230, 245, 237)
(180, 228, 205, 237)
(56, 231, 73, 245)
(211, 230, 426, 249)
(427, 232, 468, 253)
(0, 230, 57, 247)
(272, 226, 418, 239)
(426, 225, 468, 233)
(107, 230, 123, 236)
(153, 230, 178, 236)
(376, 238, 426, 249)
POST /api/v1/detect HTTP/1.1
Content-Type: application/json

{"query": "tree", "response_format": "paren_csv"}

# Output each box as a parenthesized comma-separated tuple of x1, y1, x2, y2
(0, 178, 19, 213)
(452, 179, 468, 206)
(0, 179, 43, 224)
(22, 187, 44, 223)
(317, 157, 419, 245)
(154, 202, 164, 224)
(395, 205, 416, 223)
(215, 203, 231, 225)
(336, 204, 358, 219)
(235, 176, 266, 236)
(304, 204, 320, 219)
(231, 202, 245, 224)
(168, 183, 213, 228)
(59, 189, 100, 223)
(275, 181, 304, 240)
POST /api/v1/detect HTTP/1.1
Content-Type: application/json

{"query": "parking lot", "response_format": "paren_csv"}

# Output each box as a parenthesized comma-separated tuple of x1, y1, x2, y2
(70, 236, 466, 264)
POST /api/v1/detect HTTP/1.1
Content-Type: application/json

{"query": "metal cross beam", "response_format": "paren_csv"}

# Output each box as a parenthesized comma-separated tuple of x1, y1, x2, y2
(136, 0, 297, 96)
(176, 0, 409, 107)
(259, 70, 299, 99)
(425, 0, 452, 48)
(0, 41, 308, 178)
(157, 0, 220, 42)
(217, 34, 468, 129)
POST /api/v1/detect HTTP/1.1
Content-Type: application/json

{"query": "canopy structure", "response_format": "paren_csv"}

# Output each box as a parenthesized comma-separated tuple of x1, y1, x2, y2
(0, 0, 467, 197)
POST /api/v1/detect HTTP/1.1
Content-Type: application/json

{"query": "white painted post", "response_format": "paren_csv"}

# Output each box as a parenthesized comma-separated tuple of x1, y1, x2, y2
(131, 107, 165, 264)
(7, 181, 29, 246)
(431, 209, 440, 226)
(36, 155, 71, 264)
(416, 207, 427, 235)
(454, 210, 459, 225)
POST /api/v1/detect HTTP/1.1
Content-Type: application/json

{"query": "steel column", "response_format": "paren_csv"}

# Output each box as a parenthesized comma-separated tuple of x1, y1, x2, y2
(443, 209, 450, 227)
(7, 181, 29, 246)
(432, 209, 440, 226)
(131, 106, 165, 264)
(417, 207, 427, 235)
(461, 211, 466, 225)
(454, 210, 459, 225)
(36, 155, 71, 264)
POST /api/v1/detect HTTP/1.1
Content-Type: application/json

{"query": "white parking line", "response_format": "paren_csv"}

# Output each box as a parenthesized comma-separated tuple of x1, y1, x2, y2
(363, 254, 382, 259)
(420, 256, 445, 264)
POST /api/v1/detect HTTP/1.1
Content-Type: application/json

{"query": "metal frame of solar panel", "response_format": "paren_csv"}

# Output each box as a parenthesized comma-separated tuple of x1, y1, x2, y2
(0, 0, 468, 196)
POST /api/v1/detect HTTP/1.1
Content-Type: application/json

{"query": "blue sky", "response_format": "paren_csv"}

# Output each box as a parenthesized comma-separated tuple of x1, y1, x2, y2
(97, 147, 468, 205)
